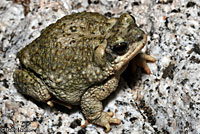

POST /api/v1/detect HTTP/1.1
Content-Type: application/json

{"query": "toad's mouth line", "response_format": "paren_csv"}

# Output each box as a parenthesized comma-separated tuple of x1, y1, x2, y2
(115, 34, 147, 72)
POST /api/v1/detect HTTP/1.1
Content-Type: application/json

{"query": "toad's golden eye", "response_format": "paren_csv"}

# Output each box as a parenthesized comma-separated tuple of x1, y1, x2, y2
(112, 42, 128, 55)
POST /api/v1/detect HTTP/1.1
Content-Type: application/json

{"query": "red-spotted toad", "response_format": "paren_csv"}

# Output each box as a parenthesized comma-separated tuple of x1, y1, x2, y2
(13, 12, 155, 132)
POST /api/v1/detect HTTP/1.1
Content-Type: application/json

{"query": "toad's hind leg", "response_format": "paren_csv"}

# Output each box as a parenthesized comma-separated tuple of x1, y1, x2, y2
(14, 69, 72, 109)
(13, 69, 53, 106)
(81, 76, 121, 132)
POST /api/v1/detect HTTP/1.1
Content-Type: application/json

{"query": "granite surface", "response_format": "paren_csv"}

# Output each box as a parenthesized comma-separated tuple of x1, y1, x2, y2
(0, 0, 200, 134)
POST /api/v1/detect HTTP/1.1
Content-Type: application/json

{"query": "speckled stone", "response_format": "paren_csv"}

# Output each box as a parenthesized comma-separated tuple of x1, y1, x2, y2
(0, 0, 200, 134)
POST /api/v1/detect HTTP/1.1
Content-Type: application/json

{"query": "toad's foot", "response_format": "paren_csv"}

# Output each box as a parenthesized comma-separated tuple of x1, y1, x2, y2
(81, 112, 120, 132)
(130, 53, 156, 75)
(93, 112, 121, 132)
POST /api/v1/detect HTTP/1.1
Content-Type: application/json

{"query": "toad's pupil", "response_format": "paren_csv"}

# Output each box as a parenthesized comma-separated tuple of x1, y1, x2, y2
(113, 42, 128, 55)
(136, 34, 143, 41)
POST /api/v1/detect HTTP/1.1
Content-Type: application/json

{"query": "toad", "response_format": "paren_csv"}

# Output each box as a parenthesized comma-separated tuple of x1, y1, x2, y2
(13, 12, 156, 132)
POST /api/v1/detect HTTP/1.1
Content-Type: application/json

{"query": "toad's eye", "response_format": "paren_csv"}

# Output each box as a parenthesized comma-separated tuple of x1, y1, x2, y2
(130, 15, 136, 23)
(112, 42, 128, 55)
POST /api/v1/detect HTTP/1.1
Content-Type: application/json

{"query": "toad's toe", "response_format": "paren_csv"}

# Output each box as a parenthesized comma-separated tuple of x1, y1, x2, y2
(93, 112, 121, 132)
(131, 53, 156, 75)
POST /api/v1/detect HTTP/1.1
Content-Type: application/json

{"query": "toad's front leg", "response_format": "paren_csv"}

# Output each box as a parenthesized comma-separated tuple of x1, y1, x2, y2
(130, 53, 156, 75)
(81, 76, 121, 132)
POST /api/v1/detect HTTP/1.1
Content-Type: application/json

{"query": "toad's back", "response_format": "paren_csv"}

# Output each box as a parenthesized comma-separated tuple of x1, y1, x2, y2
(17, 12, 110, 104)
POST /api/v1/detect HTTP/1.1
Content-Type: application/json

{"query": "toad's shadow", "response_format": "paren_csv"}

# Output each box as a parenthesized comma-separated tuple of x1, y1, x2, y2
(23, 95, 79, 115)
(103, 66, 143, 108)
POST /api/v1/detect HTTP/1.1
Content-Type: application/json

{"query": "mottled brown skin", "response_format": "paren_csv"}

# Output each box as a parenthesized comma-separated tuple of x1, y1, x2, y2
(13, 12, 155, 132)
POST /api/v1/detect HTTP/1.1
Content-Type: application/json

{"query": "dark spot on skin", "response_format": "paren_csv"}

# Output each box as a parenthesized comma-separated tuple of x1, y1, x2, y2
(186, 1, 196, 8)
(91, 31, 95, 34)
(64, 33, 71, 37)
(162, 63, 176, 79)
(70, 40, 76, 44)
(99, 26, 105, 35)
(70, 26, 77, 32)
(54, 36, 58, 40)
(63, 23, 66, 27)
(69, 119, 81, 129)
